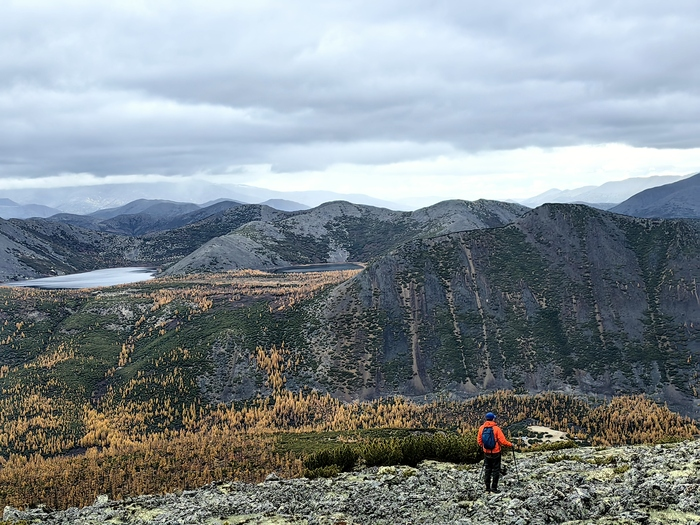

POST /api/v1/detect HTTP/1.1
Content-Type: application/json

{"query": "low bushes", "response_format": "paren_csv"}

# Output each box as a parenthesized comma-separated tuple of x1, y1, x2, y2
(302, 431, 481, 477)
(304, 445, 360, 478)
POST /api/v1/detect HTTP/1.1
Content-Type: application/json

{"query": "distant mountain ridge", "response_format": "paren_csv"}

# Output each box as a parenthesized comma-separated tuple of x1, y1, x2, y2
(0, 199, 62, 219)
(611, 172, 700, 218)
(49, 200, 244, 236)
(89, 199, 201, 220)
(163, 199, 529, 275)
(1, 199, 528, 282)
(258, 199, 310, 212)
(519, 174, 690, 207)
(2, 181, 405, 214)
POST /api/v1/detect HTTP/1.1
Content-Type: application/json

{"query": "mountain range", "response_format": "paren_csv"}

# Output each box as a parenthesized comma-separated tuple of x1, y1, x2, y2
(611, 172, 700, 218)
(1, 181, 405, 215)
(48, 199, 245, 236)
(518, 174, 691, 208)
(2, 177, 700, 418)
(163, 199, 529, 275)
(3, 171, 699, 219)
(0, 199, 528, 282)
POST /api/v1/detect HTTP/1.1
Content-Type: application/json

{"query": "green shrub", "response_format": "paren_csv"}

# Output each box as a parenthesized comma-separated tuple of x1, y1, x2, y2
(613, 464, 630, 474)
(362, 439, 404, 467)
(399, 435, 433, 467)
(301, 432, 482, 473)
(431, 432, 482, 464)
(303, 444, 359, 472)
(362, 432, 481, 468)
(527, 440, 578, 452)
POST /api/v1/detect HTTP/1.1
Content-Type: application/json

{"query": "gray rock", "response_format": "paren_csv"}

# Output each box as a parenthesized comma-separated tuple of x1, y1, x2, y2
(3, 440, 700, 525)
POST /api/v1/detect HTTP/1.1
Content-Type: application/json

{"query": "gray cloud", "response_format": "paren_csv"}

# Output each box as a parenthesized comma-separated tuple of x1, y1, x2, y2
(1, 0, 699, 180)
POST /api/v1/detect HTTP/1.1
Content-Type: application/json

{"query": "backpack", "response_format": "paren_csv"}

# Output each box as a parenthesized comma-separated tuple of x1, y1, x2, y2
(482, 426, 497, 451)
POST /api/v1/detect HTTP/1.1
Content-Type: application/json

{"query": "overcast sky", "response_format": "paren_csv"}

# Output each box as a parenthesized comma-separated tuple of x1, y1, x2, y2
(2, 0, 700, 203)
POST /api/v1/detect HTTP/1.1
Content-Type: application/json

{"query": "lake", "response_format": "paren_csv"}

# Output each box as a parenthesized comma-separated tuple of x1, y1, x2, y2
(3, 267, 157, 290)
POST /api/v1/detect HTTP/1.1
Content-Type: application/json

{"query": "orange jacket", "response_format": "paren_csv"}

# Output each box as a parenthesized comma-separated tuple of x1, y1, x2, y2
(477, 421, 513, 454)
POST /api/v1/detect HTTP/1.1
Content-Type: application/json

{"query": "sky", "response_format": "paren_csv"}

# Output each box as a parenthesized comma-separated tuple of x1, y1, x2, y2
(2, 0, 700, 204)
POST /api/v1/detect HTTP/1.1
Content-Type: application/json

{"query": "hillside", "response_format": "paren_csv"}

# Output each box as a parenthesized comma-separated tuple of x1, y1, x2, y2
(1, 204, 289, 281)
(611, 172, 700, 218)
(4, 202, 700, 419)
(163, 199, 528, 274)
(139, 204, 290, 262)
(0, 263, 698, 512)
(0, 218, 142, 282)
(4, 439, 699, 524)
(287, 204, 700, 415)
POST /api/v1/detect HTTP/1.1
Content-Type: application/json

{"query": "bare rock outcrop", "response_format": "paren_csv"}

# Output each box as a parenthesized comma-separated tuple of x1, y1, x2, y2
(5, 440, 699, 524)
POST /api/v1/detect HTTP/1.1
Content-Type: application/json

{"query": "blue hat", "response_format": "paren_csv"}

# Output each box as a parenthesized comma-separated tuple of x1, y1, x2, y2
(485, 412, 495, 420)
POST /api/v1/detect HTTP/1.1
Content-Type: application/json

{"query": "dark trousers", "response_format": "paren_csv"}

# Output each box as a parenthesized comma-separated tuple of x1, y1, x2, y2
(484, 452, 502, 490)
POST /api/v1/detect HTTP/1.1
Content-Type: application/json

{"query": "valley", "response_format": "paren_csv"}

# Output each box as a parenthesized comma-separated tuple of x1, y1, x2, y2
(1, 195, 700, 512)
(0, 267, 697, 510)
(5, 4, 700, 521)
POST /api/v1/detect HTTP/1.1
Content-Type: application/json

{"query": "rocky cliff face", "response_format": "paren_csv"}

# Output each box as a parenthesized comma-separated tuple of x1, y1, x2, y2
(294, 204, 700, 415)
(5, 440, 699, 524)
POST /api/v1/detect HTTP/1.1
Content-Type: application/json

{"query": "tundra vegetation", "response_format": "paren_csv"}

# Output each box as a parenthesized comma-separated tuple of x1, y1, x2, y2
(0, 270, 697, 511)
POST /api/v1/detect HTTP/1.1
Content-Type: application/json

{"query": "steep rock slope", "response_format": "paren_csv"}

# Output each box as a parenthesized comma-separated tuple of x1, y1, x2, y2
(164, 199, 528, 274)
(298, 204, 700, 414)
(611, 172, 700, 218)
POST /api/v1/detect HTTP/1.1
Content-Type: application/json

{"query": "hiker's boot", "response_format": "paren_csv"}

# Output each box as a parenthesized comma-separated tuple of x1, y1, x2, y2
(491, 482, 500, 494)
(484, 484, 491, 493)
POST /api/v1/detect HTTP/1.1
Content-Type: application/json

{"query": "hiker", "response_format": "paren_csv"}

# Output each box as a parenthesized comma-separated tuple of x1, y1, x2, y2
(477, 412, 513, 493)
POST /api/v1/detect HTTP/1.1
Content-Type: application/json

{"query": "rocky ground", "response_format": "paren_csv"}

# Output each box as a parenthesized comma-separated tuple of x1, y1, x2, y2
(4, 440, 700, 525)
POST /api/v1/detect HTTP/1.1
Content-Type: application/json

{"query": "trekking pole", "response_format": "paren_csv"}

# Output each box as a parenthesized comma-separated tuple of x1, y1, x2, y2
(512, 446, 520, 483)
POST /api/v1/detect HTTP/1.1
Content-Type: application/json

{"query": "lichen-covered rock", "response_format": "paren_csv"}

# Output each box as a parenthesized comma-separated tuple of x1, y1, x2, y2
(4, 440, 700, 524)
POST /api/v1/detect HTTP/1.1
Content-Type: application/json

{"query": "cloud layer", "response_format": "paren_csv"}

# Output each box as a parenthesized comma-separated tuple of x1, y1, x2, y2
(2, 0, 700, 197)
